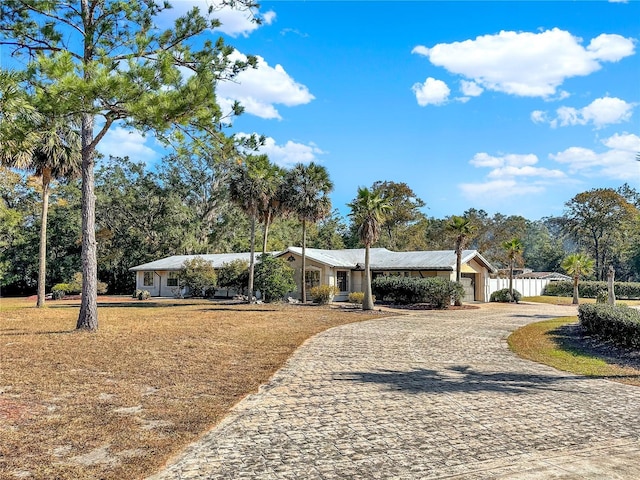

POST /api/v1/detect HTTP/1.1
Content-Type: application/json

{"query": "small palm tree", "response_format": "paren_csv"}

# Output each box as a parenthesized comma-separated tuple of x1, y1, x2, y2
(0, 73, 81, 307)
(229, 154, 282, 303)
(446, 215, 477, 305)
(348, 187, 391, 311)
(502, 237, 524, 302)
(281, 163, 333, 303)
(561, 253, 595, 305)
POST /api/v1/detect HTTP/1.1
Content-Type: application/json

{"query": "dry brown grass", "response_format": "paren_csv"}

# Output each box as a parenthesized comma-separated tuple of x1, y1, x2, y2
(0, 296, 387, 480)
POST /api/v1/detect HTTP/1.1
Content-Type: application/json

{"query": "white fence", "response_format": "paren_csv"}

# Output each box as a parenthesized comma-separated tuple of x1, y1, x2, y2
(488, 278, 553, 298)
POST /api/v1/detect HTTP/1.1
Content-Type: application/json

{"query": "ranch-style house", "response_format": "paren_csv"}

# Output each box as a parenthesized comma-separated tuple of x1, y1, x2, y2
(130, 247, 496, 303)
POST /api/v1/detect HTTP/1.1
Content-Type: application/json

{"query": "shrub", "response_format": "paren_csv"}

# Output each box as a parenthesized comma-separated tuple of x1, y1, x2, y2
(178, 257, 217, 297)
(372, 276, 462, 309)
(348, 292, 365, 305)
(133, 289, 150, 300)
(579, 304, 640, 348)
(51, 283, 69, 300)
(595, 290, 608, 304)
(67, 272, 83, 295)
(97, 281, 108, 295)
(544, 280, 640, 299)
(310, 285, 336, 305)
(490, 288, 522, 303)
(217, 259, 249, 296)
(63, 272, 108, 295)
(254, 254, 296, 303)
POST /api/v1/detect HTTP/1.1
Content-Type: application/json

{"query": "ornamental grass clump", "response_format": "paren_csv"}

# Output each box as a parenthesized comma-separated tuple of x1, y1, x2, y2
(348, 292, 366, 305)
(310, 285, 336, 304)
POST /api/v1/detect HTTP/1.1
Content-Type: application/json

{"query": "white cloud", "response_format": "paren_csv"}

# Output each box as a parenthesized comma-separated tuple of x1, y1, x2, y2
(460, 80, 483, 97)
(412, 77, 450, 106)
(459, 180, 545, 199)
(487, 165, 566, 179)
(97, 126, 159, 164)
(461, 152, 567, 201)
(412, 28, 635, 98)
(550, 132, 640, 180)
(157, 1, 275, 37)
(470, 153, 539, 168)
(531, 110, 547, 124)
(239, 134, 325, 166)
(534, 97, 635, 129)
(218, 51, 314, 120)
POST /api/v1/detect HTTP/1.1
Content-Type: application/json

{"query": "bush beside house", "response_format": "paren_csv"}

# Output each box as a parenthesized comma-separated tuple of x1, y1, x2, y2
(254, 254, 296, 303)
(490, 288, 522, 303)
(372, 276, 463, 309)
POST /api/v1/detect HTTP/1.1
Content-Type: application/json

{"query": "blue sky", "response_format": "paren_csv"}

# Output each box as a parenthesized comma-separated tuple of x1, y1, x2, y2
(58, 1, 640, 219)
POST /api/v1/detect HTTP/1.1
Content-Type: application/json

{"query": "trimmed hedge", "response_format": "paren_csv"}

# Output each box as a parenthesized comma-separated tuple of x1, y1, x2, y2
(372, 276, 463, 309)
(578, 304, 640, 349)
(490, 288, 522, 303)
(544, 281, 640, 299)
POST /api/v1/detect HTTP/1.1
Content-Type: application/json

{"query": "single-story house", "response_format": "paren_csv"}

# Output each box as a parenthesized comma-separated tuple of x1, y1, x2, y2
(130, 248, 496, 302)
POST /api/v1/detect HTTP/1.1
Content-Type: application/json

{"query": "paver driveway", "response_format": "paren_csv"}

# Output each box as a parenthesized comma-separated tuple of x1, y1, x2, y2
(149, 302, 640, 479)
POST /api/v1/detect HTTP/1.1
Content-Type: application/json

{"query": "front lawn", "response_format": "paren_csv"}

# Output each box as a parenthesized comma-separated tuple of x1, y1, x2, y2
(508, 316, 640, 387)
(0, 297, 385, 480)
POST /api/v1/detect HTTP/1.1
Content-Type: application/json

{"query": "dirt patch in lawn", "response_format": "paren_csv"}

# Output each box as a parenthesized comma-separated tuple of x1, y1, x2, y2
(0, 297, 388, 480)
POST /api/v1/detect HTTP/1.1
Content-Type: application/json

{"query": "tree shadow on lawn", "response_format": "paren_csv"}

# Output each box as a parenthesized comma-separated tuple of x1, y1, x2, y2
(510, 313, 567, 320)
(548, 323, 640, 375)
(49, 301, 210, 309)
(334, 365, 588, 395)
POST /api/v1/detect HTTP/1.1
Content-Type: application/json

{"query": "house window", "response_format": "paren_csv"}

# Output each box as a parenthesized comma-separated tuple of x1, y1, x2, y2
(167, 272, 179, 287)
(337, 271, 348, 292)
(143, 271, 154, 287)
(305, 270, 320, 289)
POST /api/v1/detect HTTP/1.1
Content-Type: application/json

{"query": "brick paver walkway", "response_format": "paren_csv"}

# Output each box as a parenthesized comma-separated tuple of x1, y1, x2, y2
(149, 302, 640, 479)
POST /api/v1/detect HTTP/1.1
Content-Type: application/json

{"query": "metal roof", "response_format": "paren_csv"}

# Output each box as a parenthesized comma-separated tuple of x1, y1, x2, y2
(279, 248, 496, 272)
(515, 271, 571, 280)
(130, 248, 496, 273)
(129, 252, 275, 272)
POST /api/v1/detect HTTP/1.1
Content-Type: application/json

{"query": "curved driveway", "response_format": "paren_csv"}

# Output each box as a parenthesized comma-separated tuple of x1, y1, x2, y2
(150, 302, 640, 479)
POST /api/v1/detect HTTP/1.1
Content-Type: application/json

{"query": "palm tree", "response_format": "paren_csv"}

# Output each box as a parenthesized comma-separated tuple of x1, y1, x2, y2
(348, 187, 391, 311)
(281, 163, 333, 303)
(502, 237, 524, 302)
(446, 215, 477, 305)
(258, 166, 286, 253)
(561, 253, 595, 305)
(228, 154, 281, 303)
(0, 74, 81, 307)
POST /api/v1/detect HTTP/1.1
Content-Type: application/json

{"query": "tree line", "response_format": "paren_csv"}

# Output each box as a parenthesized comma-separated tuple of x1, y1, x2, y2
(2, 154, 638, 298)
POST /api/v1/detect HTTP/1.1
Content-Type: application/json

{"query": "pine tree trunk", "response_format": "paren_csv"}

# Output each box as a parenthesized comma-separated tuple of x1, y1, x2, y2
(301, 220, 307, 304)
(363, 245, 374, 311)
(36, 169, 51, 308)
(76, 113, 98, 330)
(248, 215, 256, 304)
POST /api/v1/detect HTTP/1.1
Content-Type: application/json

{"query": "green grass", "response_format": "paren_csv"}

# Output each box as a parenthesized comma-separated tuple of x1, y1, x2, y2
(522, 295, 640, 306)
(508, 316, 640, 386)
